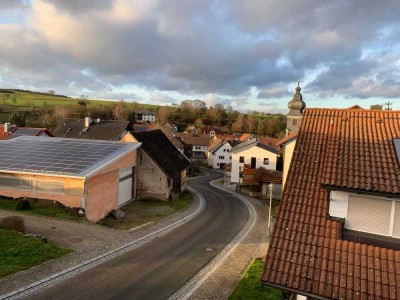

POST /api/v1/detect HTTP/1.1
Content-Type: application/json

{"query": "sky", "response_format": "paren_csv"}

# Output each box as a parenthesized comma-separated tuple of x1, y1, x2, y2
(0, 0, 400, 113)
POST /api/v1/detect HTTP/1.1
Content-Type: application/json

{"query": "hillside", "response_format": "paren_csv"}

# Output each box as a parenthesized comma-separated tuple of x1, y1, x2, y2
(0, 89, 157, 125)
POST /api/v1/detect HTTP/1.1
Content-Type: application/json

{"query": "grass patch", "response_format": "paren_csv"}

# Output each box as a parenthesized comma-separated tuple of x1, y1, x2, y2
(0, 228, 72, 278)
(99, 191, 193, 230)
(229, 258, 284, 300)
(0, 198, 80, 221)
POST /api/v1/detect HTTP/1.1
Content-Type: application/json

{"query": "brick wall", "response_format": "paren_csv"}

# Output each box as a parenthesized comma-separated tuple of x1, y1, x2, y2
(86, 170, 118, 222)
(85, 150, 137, 222)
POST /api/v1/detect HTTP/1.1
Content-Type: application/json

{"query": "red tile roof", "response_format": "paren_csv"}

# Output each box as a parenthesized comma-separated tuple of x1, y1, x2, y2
(259, 136, 280, 150)
(262, 108, 400, 299)
(276, 132, 298, 147)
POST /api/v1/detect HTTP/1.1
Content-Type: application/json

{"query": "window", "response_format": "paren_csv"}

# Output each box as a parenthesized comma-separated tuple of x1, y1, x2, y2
(292, 119, 298, 127)
(263, 158, 269, 165)
(0, 177, 32, 190)
(346, 195, 400, 238)
(219, 156, 225, 159)
(239, 156, 244, 163)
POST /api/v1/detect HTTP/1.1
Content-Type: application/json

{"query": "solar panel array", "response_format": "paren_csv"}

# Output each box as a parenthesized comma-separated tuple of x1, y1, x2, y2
(0, 138, 127, 176)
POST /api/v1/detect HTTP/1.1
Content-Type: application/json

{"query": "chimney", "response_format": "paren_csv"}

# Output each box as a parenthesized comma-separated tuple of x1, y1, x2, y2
(84, 116, 92, 127)
(4, 123, 11, 132)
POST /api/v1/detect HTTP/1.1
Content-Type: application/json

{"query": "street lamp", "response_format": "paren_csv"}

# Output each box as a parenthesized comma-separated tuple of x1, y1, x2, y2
(268, 182, 274, 236)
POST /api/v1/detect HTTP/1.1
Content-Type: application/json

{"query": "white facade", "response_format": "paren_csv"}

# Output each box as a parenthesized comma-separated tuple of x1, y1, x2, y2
(282, 138, 296, 189)
(142, 114, 155, 122)
(192, 145, 208, 159)
(208, 142, 232, 169)
(231, 143, 279, 183)
(329, 191, 400, 238)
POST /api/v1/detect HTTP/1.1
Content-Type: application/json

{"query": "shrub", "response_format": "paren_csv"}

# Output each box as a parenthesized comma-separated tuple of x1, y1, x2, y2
(16, 198, 31, 211)
(0, 216, 25, 233)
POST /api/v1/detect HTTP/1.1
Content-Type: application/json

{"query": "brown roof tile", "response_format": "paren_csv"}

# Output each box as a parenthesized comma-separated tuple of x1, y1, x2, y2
(262, 108, 400, 299)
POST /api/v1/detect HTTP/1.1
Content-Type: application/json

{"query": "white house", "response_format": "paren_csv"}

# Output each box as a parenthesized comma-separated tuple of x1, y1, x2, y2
(135, 110, 156, 123)
(230, 138, 280, 183)
(207, 140, 232, 169)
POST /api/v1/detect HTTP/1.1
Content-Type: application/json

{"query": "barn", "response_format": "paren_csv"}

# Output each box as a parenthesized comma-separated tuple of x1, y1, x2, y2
(0, 136, 141, 222)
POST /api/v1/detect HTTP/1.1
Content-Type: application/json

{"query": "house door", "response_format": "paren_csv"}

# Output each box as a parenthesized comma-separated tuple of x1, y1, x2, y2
(118, 167, 133, 206)
(251, 157, 256, 169)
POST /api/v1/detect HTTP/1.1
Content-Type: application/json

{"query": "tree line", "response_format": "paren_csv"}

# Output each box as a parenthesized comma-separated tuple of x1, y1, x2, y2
(1, 96, 286, 137)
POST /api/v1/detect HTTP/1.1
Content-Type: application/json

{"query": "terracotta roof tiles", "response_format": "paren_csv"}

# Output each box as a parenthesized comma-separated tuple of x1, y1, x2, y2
(262, 108, 400, 299)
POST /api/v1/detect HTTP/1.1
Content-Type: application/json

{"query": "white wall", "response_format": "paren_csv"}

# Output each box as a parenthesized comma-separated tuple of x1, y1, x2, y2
(212, 143, 232, 169)
(329, 190, 349, 219)
(231, 145, 278, 183)
(282, 138, 296, 189)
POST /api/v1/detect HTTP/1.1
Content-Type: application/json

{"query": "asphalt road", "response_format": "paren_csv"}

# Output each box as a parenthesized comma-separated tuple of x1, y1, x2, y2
(30, 170, 249, 300)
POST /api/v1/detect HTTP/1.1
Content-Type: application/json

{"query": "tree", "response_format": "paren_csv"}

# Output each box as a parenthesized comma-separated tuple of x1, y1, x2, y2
(245, 114, 257, 134)
(232, 113, 244, 132)
(112, 100, 128, 121)
(157, 106, 170, 124)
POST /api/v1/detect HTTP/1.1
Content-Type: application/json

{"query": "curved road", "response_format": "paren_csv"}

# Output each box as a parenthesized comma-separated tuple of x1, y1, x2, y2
(30, 170, 249, 300)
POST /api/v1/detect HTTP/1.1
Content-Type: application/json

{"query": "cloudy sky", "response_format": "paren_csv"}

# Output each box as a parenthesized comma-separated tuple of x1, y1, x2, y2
(1, 0, 399, 113)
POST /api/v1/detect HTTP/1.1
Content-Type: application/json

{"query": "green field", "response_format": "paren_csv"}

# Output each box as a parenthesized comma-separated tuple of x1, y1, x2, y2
(0, 90, 157, 110)
(0, 89, 158, 125)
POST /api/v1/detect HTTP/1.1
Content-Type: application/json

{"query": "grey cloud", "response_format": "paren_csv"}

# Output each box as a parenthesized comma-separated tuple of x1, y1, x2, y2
(42, 0, 113, 13)
(258, 86, 290, 98)
(0, 0, 400, 104)
(0, 0, 27, 9)
(308, 60, 377, 91)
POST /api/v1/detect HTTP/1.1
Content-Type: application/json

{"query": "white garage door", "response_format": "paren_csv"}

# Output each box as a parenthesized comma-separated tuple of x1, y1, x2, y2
(118, 167, 132, 206)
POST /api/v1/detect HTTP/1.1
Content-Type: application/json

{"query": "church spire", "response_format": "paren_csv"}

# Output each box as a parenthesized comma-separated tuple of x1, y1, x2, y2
(286, 81, 306, 135)
(288, 80, 306, 116)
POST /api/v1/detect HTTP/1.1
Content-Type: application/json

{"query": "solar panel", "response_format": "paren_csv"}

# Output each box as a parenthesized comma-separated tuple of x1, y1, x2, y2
(0, 137, 131, 176)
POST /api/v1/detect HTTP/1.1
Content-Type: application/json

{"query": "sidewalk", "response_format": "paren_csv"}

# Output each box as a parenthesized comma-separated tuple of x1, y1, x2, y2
(0, 192, 203, 299)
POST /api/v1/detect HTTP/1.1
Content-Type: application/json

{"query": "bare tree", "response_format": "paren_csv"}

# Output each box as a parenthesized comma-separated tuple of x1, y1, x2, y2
(112, 100, 128, 121)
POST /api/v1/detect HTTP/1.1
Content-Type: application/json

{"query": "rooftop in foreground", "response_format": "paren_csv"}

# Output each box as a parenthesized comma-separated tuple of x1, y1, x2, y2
(0, 136, 140, 178)
(262, 108, 400, 299)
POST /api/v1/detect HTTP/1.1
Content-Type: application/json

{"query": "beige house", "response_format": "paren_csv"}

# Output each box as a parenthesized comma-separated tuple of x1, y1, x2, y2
(0, 136, 140, 222)
(133, 130, 190, 200)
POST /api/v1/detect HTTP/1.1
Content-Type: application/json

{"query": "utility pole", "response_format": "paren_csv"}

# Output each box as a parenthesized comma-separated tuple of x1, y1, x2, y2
(385, 101, 393, 110)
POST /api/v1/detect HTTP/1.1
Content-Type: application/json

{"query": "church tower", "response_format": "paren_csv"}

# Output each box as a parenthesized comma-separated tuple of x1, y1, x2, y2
(286, 81, 306, 136)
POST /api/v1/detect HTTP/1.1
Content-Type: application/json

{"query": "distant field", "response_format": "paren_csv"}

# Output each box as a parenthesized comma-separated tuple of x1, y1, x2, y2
(0, 90, 157, 111)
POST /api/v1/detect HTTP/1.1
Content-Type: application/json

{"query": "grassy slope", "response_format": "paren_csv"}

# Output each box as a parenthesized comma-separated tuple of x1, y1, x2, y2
(229, 258, 283, 300)
(0, 228, 72, 278)
(0, 91, 158, 110)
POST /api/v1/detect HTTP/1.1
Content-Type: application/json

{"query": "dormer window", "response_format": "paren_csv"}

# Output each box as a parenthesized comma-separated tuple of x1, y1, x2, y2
(329, 191, 400, 240)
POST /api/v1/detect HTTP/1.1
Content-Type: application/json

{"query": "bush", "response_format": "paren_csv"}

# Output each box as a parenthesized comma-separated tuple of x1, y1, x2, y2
(0, 216, 25, 233)
(16, 198, 31, 211)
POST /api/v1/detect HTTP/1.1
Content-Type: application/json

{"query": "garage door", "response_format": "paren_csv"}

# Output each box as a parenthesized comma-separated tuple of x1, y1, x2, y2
(118, 167, 132, 206)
